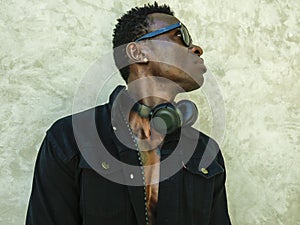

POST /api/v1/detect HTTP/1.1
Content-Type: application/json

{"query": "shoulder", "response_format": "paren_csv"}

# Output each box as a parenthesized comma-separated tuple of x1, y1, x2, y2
(46, 104, 109, 163)
(182, 127, 220, 155)
(182, 127, 226, 179)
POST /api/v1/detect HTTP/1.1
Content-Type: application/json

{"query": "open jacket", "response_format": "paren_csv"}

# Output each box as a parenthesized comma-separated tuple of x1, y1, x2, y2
(26, 86, 231, 225)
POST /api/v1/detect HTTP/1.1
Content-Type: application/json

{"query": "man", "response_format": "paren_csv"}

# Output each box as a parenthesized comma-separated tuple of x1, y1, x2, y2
(26, 2, 231, 225)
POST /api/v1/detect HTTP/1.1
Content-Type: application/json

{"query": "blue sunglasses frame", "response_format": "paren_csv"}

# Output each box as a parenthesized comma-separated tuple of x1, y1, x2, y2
(135, 22, 192, 47)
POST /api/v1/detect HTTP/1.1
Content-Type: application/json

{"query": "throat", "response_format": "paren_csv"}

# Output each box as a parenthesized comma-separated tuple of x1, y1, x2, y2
(139, 148, 161, 225)
(130, 113, 162, 225)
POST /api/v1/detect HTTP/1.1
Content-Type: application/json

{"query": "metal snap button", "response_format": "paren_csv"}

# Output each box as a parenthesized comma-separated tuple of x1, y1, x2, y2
(200, 168, 209, 175)
(101, 161, 110, 170)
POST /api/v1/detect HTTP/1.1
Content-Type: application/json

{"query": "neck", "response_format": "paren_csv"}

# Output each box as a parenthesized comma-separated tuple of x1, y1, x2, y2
(127, 77, 180, 108)
(125, 71, 182, 141)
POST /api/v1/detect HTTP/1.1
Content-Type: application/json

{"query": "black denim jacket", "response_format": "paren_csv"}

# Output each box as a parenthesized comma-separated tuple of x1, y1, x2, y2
(26, 86, 231, 225)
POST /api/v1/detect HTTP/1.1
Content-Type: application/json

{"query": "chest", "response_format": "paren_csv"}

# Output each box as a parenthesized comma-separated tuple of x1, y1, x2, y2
(78, 165, 215, 225)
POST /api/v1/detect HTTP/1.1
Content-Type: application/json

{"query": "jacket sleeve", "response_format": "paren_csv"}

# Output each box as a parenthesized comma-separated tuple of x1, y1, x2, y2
(209, 151, 231, 225)
(26, 132, 81, 225)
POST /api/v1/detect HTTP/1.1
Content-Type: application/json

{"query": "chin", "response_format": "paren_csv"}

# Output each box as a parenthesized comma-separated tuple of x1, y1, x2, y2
(191, 75, 204, 90)
(183, 83, 202, 92)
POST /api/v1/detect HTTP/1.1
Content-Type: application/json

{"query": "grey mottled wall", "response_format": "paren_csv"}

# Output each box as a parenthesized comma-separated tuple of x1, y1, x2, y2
(0, 0, 299, 224)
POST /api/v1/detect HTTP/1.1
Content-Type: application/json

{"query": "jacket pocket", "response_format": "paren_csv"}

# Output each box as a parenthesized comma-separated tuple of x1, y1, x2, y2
(182, 157, 225, 224)
(79, 155, 131, 224)
(184, 156, 224, 179)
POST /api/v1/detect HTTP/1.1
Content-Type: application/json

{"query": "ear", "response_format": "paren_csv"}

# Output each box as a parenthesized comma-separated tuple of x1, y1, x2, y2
(126, 42, 149, 64)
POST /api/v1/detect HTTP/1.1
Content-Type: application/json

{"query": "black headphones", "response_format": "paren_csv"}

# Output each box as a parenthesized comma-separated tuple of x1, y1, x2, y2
(132, 99, 198, 134)
(115, 86, 198, 134)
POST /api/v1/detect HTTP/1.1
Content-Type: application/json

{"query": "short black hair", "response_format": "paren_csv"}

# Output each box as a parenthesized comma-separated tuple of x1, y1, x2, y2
(112, 2, 174, 82)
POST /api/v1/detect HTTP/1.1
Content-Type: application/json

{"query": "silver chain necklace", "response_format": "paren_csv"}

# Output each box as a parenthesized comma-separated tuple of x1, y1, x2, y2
(120, 109, 149, 225)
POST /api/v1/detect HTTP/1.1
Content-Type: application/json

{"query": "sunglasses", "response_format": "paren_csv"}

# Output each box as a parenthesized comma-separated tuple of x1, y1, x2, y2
(135, 22, 193, 47)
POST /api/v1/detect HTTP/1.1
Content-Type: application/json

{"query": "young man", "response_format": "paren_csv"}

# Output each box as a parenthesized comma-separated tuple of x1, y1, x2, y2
(26, 2, 231, 225)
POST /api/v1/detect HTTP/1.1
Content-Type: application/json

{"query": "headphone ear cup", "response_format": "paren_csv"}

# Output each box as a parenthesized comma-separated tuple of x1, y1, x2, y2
(176, 100, 198, 127)
(150, 103, 182, 134)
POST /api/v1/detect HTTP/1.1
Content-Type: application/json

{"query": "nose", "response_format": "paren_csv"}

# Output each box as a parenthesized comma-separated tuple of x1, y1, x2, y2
(189, 45, 203, 57)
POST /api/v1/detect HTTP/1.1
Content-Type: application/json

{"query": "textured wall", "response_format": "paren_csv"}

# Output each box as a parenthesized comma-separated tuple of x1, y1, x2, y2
(0, 0, 299, 224)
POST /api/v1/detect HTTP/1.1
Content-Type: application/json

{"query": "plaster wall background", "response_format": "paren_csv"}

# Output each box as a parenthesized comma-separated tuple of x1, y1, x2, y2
(0, 0, 299, 224)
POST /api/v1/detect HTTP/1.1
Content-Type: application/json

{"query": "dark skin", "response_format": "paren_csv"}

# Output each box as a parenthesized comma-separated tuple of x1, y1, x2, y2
(125, 14, 207, 219)
(126, 13, 207, 145)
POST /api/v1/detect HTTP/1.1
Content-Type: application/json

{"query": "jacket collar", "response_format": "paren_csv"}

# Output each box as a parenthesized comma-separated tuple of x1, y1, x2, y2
(77, 85, 223, 176)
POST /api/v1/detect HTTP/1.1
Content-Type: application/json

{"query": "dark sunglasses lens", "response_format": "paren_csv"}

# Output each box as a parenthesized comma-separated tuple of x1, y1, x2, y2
(181, 26, 192, 47)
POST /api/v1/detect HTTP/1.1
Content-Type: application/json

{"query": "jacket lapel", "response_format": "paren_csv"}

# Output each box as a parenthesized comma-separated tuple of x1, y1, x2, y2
(109, 92, 147, 225)
(117, 147, 147, 225)
(156, 169, 182, 224)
